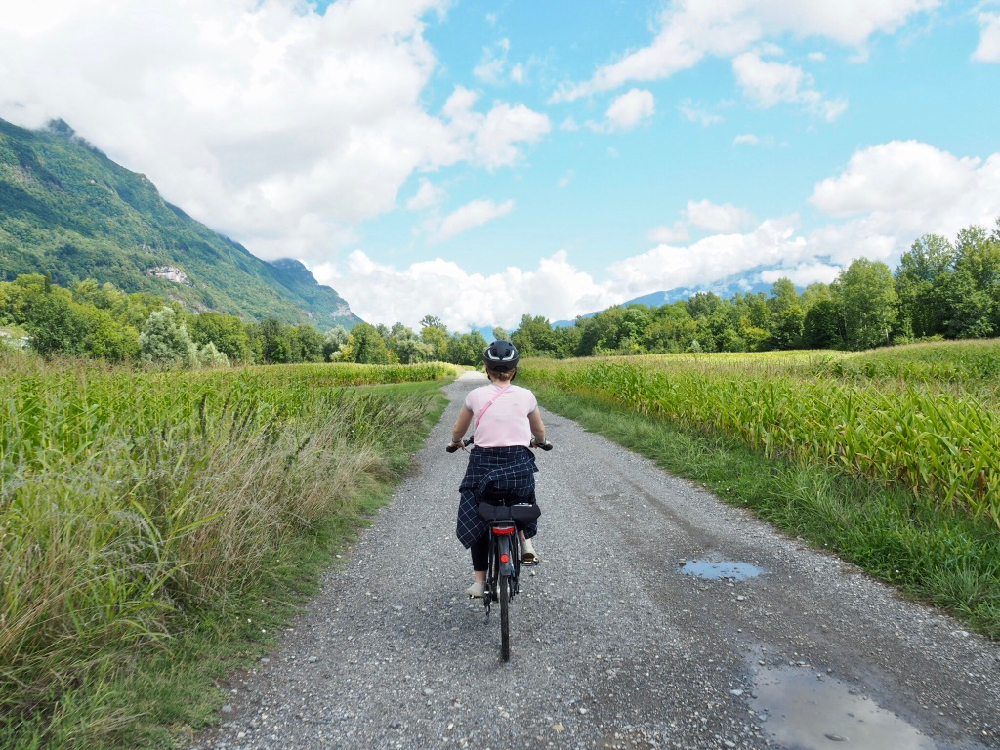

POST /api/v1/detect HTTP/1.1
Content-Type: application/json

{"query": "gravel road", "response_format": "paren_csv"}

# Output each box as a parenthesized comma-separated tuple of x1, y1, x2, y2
(190, 373, 1000, 750)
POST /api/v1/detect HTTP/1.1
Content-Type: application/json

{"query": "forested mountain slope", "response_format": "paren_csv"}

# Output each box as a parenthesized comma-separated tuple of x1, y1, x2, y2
(0, 118, 359, 329)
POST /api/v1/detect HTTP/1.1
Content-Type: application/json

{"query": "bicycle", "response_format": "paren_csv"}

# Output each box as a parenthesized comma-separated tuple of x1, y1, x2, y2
(448, 435, 552, 661)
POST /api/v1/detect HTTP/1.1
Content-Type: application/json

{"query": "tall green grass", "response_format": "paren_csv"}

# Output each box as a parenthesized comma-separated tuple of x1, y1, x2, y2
(0, 353, 450, 748)
(529, 385, 1000, 639)
(521, 341, 1000, 529)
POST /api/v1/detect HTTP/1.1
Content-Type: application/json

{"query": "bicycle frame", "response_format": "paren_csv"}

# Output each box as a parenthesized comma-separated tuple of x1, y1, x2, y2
(476, 497, 541, 660)
(482, 515, 521, 615)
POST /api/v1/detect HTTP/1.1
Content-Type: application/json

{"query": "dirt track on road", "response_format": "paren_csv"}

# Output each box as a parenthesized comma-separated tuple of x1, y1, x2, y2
(191, 373, 1000, 750)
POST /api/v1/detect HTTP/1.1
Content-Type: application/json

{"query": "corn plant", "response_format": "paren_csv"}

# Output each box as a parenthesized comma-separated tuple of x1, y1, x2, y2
(521, 341, 1000, 528)
(0, 353, 449, 743)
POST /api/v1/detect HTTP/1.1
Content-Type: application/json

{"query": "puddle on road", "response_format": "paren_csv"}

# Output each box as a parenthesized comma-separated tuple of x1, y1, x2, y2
(750, 666, 935, 749)
(680, 560, 765, 580)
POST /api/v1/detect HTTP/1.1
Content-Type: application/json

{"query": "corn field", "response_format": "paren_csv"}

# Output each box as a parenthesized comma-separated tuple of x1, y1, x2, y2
(0, 353, 451, 743)
(519, 341, 1000, 529)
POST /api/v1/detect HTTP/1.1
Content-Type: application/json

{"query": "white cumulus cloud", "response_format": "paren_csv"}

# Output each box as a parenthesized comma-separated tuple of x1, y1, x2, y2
(647, 223, 690, 244)
(551, 0, 935, 102)
(607, 218, 811, 297)
(0, 0, 549, 268)
(315, 249, 616, 330)
(678, 99, 724, 126)
(685, 199, 756, 233)
(808, 140, 1000, 265)
(313, 141, 1000, 330)
(732, 52, 847, 119)
(474, 38, 510, 83)
(760, 262, 840, 286)
(439, 86, 552, 170)
(974, 12, 1000, 62)
(810, 141, 993, 217)
(432, 198, 515, 243)
(603, 88, 655, 131)
(406, 178, 443, 211)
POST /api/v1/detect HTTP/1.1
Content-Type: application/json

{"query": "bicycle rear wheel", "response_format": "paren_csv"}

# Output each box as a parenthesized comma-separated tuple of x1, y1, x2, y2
(499, 573, 510, 661)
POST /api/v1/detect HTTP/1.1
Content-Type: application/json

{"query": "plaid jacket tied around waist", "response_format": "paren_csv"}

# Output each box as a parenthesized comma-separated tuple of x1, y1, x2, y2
(456, 445, 538, 549)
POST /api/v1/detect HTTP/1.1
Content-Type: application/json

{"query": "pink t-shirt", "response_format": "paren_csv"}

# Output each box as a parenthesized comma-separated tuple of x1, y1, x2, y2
(465, 383, 538, 448)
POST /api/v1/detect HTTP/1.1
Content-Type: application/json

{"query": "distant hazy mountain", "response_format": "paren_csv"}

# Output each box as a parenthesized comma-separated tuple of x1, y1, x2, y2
(553, 277, 774, 328)
(0, 117, 360, 329)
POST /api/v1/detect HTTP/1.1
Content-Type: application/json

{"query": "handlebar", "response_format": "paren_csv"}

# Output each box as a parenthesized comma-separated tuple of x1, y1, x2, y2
(446, 436, 475, 453)
(446, 435, 553, 452)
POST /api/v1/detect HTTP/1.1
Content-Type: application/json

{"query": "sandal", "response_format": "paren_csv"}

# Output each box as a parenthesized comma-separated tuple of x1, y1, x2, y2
(521, 539, 539, 564)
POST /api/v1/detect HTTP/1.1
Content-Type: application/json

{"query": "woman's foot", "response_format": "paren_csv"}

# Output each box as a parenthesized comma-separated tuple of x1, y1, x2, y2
(464, 581, 485, 598)
(521, 537, 539, 563)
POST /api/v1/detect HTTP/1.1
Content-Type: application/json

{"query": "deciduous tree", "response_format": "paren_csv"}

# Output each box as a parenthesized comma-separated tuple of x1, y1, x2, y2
(345, 322, 392, 364)
(837, 259, 898, 350)
(140, 308, 195, 365)
(895, 234, 954, 339)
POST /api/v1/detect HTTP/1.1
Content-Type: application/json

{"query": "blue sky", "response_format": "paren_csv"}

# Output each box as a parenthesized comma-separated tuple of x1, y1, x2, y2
(2, 1, 1000, 331)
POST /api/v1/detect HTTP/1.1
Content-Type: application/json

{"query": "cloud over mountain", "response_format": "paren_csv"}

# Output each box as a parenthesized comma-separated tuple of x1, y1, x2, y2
(320, 140, 1000, 328)
(0, 0, 549, 269)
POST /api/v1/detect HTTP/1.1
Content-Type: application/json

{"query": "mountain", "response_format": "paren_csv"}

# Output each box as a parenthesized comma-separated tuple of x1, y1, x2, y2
(0, 118, 360, 330)
(553, 277, 774, 328)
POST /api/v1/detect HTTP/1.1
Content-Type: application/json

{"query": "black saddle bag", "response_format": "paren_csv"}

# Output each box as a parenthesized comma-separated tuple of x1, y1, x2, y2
(477, 492, 542, 522)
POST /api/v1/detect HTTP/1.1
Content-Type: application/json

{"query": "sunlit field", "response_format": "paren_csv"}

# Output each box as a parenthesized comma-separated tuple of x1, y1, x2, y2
(521, 340, 1000, 529)
(0, 354, 451, 746)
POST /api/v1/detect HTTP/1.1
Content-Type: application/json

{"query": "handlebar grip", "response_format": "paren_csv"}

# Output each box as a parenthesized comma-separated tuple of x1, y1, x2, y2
(446, 436, 475, 453)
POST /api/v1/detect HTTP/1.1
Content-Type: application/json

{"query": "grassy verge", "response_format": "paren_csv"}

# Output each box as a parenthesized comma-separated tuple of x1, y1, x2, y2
(534, 384, 1000, 640)
(1, 356, 448, 749)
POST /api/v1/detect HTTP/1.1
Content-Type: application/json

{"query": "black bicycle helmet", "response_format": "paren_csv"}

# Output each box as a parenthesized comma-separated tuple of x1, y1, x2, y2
(483, 340, 520, 371)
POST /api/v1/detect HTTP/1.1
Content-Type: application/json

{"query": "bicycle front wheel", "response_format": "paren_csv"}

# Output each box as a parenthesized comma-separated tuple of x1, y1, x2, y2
(499, 573, 511, 661)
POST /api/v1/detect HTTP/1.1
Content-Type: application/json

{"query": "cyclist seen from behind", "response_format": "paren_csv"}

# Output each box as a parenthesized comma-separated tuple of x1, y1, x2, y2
(447, 340, 548, 598)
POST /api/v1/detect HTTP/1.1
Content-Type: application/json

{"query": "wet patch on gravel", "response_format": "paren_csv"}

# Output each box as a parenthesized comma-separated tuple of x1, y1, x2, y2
(680, 560, 766, 581)
(750, 664, 934, 749)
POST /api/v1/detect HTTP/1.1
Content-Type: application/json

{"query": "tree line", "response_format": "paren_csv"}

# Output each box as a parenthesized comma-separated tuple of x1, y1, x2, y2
(0, 274, 491, 367)
(512, 220, 1000, 357)
(2, 219, 998, 366)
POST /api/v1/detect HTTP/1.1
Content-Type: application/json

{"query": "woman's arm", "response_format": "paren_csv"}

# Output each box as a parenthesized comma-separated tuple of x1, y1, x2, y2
(449, 406, 474, 447)
(528, 408, 546, 445)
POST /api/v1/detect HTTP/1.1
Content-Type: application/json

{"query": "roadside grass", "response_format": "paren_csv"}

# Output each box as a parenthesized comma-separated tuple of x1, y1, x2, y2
(533, 385, 1000, 640)
(120, 474, 425, 750)
(1, 356, 448, 750)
